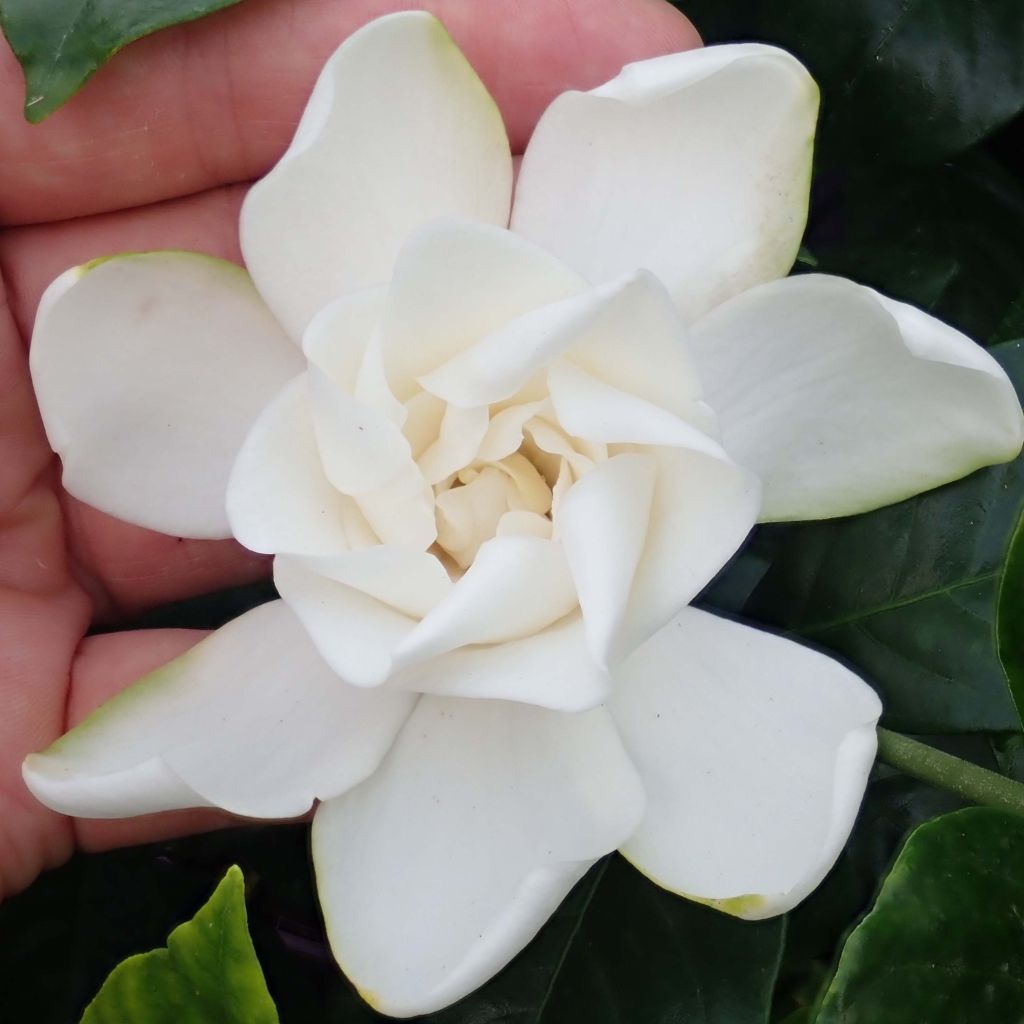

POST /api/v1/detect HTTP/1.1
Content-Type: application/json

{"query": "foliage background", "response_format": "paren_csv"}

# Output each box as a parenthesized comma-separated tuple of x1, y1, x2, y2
(2, 0, 1024, 1021)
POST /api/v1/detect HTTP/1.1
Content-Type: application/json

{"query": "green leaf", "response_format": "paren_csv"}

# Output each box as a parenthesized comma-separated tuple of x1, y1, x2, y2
(806, 155, 1024, 344)
(997, 506, 1024, 728)
(706, 341, 1024, 734)
(80, 865, 279, 1024)
(815, 807, 1024, 1023)
(677, 0, 1024, 166)
(432, 855, 785, 1024)
(0, 0, 246, 122)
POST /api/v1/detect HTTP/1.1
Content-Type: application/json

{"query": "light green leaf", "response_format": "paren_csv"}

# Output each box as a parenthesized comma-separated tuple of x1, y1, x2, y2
(816, 807, 1024, 1023)
(80, 865, 279, 1024)
(0, 0, 246, 122)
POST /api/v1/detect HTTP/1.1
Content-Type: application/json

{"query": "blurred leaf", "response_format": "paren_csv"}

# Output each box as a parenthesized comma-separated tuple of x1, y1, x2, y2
(705, 341, 1024, 734)
(80, 865, 278, 1024)
(677, 0, 1024, 166)
(0, 0, 246, 122)
(816, 807, 1024, 1023)
(997, 507, 1024, 727)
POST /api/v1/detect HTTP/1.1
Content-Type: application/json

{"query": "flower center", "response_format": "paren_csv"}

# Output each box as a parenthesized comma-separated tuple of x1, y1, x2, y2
(421, 402, 606, 569)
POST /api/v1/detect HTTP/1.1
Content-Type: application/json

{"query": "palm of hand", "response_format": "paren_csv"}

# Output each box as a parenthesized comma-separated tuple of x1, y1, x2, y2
(0, 0, 699, 900)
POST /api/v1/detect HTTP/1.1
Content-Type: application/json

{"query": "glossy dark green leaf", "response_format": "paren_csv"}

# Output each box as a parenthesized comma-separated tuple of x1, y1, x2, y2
(0, 825, 784, 1024)
(806, 155, 1024, 344)
(677, 0, 1024, 166)
(80, 865, 278, 1024)
(815, 807, 1024, 1023)
(0, 0, 245, 122)
(522, 856, 785, 1024)
(774, 769, 965, 1019)
(433, 855, 784, 1024)
(997, 506, 1024, 727)
(705, 342, 1024, 734)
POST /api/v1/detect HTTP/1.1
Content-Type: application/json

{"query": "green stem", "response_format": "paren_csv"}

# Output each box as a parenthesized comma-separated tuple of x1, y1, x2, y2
(876, 727, 1024, 816)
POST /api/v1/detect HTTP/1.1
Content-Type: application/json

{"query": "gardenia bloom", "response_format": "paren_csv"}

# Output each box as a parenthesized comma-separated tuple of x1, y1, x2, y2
(23, 12, 1024, 1018)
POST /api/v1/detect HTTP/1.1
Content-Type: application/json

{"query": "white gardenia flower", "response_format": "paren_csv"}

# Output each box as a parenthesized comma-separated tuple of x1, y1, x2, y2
(23, 11, 1024, 1018)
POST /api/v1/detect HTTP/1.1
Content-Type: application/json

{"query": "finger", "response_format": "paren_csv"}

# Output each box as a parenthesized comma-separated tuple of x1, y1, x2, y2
(67, 629, 240, 853)
(0, 274, 84, 900)
(0, 184, 247, 339)
(0, 0, 700, 223)
(62, 500, 271, 622)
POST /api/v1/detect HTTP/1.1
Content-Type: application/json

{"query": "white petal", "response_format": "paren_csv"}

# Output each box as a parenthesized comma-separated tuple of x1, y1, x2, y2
(477, 401, 546, 462)
(417, 404, 490, 484)
(382, 220, 585, 402)
(558, 270, 706, 420)
(23, 601, 415, 819)
(289, 547, 451, 619)
(497, 509, 553, 539)
(623, 450, 760, 657)
(396, 535, 578, 664)
(434, 466, 519, 569)
(308, 365, 415, 495)
(302, 286, 386, 391)
(313, 696, 644, 1017)
(512, 45, 818, 322)
(226, 376, 351, 555)
(420, 274, 647, 408)
(240, 13, 513, 338)
(391, 614, 608, 711)
(547, 360, 720, 453)
(557, 454, 657, 665)
(690, 274, 1024, 521)
(403, 391, 448, 459)
(30, 253, 302, 539)
(611, 607, 881, 917)
(560, 450, 760, 664)
(355, 462, 437, 549)
(274, 556, 417, 687)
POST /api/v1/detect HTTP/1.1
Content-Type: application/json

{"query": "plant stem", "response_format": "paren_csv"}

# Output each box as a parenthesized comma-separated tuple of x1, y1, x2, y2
(876, 727, 1024, 816)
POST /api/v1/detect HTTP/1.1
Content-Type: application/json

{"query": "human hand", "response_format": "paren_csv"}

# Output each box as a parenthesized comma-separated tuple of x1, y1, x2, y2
(0, 0, 700, 900)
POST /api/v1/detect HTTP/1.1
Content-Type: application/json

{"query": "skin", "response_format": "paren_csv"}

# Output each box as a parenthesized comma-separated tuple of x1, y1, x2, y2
(0, 0, 700, 901)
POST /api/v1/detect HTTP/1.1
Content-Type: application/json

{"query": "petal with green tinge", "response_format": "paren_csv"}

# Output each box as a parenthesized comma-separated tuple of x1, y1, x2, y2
(30, 252, 302, 539)
(23, 601, 414, 819)
(610, 607, 881, 918)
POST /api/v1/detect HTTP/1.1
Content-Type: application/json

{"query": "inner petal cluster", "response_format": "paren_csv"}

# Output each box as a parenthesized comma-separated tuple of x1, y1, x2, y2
(228, 220, 761, 688)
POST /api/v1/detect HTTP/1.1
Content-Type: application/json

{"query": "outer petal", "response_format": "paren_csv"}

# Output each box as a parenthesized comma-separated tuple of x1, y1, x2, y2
(312, 696, 644, 1017)
(611, 607, 881, 918)
(558, 450, 761, 665)
(512, 44, 818, 322)
(241, 12, 513, 338)
(22, 601, 415, 819)
(30, 253, 302, 539)
(226, 376, 352, 555)
(381, 219, 585, 402)
(690, 274, 1024, 521)
(390, 615, 609, 711)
